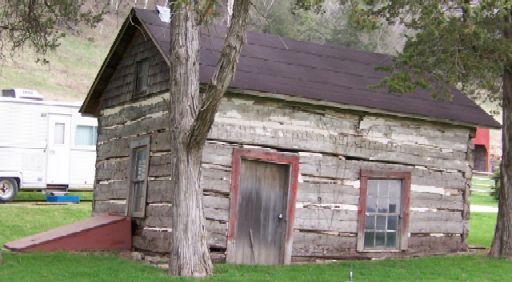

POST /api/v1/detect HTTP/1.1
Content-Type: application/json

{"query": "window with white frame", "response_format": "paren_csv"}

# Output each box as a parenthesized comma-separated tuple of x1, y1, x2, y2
(75, 125, 97, 146)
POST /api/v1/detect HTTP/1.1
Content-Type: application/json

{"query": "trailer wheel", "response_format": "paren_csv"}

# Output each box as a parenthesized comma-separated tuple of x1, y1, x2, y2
(0, 178, 18, 202)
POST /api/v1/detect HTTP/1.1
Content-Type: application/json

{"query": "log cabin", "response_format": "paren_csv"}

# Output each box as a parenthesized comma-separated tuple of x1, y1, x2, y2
(80, 8, 500, 264)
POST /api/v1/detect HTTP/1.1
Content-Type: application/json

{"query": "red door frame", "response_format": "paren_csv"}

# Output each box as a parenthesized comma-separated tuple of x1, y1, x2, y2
(226, 148, 300, 264)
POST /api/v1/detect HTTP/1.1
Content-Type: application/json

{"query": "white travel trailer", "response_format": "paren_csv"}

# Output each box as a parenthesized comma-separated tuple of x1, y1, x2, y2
(0, 89, 97, 202)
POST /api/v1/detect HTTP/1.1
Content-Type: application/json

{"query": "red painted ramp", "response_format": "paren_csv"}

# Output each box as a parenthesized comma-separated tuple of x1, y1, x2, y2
(4, 215, 131, 252)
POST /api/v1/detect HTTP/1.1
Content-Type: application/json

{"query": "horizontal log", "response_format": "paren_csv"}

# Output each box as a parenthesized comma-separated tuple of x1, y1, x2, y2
(300, 155, 467, 189)
(410, 211, 462, 222)
(407, 235, 464, 254)
(100, 98, 168, 128)
(94, 181, 128, 201)
(202, 142, 236, 166)
(411, 193, 464, 210)
(133, 222, 227, 253)
(93, 200, 126, 216)
(97, 132, 170, 161)
(141, 195, 229, 228)
(292, 231, 356, 257)
(144, 204, 171, 227)
(99, 115, 168, 142)
(97, 96, 470, 172)
(291, 234, 464, 259)
(146, 180, 172, 203)
(294, 208, 358, 232)
(409, 219, 463, 234)
(95, 158, 129, 181)
(297, 182, 359, 205)
(133, 230, 169, 253)
(200, 166, 231, 194)
(358, 116, 469, 152)
(206, 220, 228, 249)
(209, 119, 468, 171)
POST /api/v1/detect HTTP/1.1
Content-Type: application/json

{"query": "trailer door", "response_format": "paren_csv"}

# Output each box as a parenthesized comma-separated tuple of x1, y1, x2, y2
(46, 114, 71, 185)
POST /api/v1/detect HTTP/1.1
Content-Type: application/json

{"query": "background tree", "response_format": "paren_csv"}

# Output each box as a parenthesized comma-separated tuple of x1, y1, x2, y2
(346, 0, 512, 257)
(248, 0, 405, 53)
(0, 0, 104, 62)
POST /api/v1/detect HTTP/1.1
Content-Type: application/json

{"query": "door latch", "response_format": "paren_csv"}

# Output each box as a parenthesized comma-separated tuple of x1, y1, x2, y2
(278, 213, 284, 220)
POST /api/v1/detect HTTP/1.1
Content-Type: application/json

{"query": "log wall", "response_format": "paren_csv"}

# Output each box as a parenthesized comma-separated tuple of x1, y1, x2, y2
(92, 28, 472, 261)
(94, 91, 472, 261)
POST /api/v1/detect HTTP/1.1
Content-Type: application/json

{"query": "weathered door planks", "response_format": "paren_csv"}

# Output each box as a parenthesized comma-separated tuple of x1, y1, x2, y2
(235, 159, 289, 264)
(227, 148, 300, 265)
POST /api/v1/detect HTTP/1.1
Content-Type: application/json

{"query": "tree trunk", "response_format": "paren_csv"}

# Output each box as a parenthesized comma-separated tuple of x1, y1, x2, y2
(167, 0, 250, 276)
(489, 13, 512, 258)
(168, 2, 212, 277)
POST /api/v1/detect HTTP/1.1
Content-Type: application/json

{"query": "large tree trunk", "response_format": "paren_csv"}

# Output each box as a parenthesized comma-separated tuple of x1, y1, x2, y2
(489, 14, 512, 258)
(168, 3, 212, 276)
(168, 0, 250, 276)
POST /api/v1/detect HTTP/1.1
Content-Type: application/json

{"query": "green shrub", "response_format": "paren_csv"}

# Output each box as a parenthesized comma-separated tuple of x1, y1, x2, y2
(491, 169, 501, 200)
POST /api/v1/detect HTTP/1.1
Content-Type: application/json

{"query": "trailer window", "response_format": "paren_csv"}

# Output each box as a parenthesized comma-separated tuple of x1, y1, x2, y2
(128, 136, 150, 218)
(75, 125, 97, 146)
(54, 123, 65, 144)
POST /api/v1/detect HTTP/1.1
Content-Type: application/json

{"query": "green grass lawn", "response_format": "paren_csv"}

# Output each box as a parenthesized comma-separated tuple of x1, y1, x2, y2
(469, 192, 498, 207)
(467, 213, 498, 248)
(0, 188, 507, 281)
(0, 203, 91, 246)
(470, 175, 498, 207)
(471, 176, 495, 192)
(0, 252, 511, 282)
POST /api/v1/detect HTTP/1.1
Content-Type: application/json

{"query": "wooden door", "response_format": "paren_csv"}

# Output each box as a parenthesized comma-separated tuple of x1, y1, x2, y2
(474, 145, 488, 172)
(233, 159, 290, 265)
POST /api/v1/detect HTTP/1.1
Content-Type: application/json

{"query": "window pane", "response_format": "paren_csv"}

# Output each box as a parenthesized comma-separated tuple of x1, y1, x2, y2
(132, 182, 144, 213)
(376, 216, 386, 230)
(386, 232, 397, 248)
(75, 125, 96, 146)
(366, 196, 376, 213)
(388, 180, 402, 197)
(378, 181, 389, 198)
(134, 147, 147, 181)
(377, 197, 389, 213)
(364, 232, 375, 248)
(368, 180, 379, 197)
(387, 216, 398, 230)
(375, 232, 385, 247)
(365, 215, 375, 229)
(54, 123, 65, 144)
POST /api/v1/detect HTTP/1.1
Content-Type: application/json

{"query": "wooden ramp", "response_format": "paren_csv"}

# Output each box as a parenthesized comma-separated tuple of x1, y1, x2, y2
(4, 215, 131, 252)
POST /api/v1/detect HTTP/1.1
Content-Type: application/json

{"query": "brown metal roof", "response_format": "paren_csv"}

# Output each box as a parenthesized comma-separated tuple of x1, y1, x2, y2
(81, 8, 500, 129)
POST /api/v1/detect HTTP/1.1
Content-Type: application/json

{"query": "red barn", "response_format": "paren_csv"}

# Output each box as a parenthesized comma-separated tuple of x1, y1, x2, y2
(472, 128, 490, 172)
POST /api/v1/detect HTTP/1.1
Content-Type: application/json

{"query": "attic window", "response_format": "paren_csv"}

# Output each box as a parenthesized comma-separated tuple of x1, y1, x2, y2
(135, 59, 149, 94)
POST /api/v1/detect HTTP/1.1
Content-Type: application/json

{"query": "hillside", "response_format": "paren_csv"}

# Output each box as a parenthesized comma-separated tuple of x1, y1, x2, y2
(0, 14, 121, 102)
